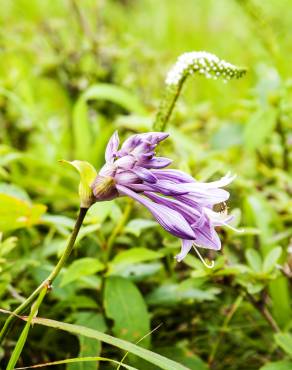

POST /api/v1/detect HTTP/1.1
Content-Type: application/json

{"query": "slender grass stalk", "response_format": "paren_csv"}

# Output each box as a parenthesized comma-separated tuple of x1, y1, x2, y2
(0, 207, 88, 345)
(153, 76, 186, 132)
(106, 199, 133, 262)
(246, 291, 280, 333)
(153, 51, 246, 131)
(6, 284, 49, 370)
(208, 294, 243, 365)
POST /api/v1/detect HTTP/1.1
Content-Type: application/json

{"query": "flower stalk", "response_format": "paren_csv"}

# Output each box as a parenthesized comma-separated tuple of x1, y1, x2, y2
(105, 198, 133, 262)
(154, 51, 247, 131)
(0, 207, 88, 345)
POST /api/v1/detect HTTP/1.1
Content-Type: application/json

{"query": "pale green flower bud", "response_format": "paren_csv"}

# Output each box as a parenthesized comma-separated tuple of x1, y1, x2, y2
(60, 160, 97, 208)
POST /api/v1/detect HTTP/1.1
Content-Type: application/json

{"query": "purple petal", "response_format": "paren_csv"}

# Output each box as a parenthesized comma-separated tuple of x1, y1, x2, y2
(139, 132, 169, 145)
(119, 134, 140, 155)
(116, 184, 196, 240)
(175, 240, 193, 262)
(131, 166, 157, 183)
(99, 163, 115, 177)
(105, 131, 119, 163)
(115, 170, 140, 185)
(152, 169, 195, 183)
(193, 173, 236, 189)
(145, 192, 202, 224)
(118, 132, 168, 156)
(203, 207, 233, 227)
(176, 187, 230, 204)
(114, 155, 136, 170)
(193, 219, 221, 251)
(141, 157, 172, 169)
(129, 181, 188, 196)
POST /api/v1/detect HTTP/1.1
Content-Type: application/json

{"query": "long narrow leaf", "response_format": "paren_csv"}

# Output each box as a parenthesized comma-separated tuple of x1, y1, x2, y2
(15, 356, 137, 370)
(24, 316, 188, 370)
(6, 286, 48, 370)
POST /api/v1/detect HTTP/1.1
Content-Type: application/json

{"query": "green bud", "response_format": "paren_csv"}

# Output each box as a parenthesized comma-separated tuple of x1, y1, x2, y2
(60, 160, 97, 208)
(91, 175, 118, 201)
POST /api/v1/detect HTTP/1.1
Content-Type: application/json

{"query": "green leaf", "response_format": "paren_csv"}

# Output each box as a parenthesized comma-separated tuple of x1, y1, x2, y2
(244, 194, 291, 325)
(67, 312, 107, 370)
(260, 360, 292, 370)
(7, 286, 48, 370)
(263, 247, 282, 273)
(0, 183, 30, 201)
(72, 83, 146, 160)
(0, 193, 46, 232)
(211, 122, 243, 150)
(82, 84, 146, 115)
(0, 235, 17, 257)
(245, 249, 262, 272)
(104, 276, 151, 347)
(147, 283, 219, 306)
(85, 201, 116, 225)
(20, 316, 189, 370)
(108, 248, 163, 275)
(111, 262, 162, 281)
(244, 108, 277, 150)
(274, 333, 292, 357)
(15, 356, 137, 370)
(125, 219, 158, 237)
(155, 347, 209, 370)
(60, 258, 105, 287)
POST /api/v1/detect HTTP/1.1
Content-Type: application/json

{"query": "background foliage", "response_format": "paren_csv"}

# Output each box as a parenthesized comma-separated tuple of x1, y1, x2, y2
(0, 0, 291, 369)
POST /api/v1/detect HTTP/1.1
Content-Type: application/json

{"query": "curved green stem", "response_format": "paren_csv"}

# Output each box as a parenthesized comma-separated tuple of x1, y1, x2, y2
(6, 284, 49, 370)
(106, 199, 133, 262)
(208, 294, 243, 366)
(0, 207, 88, 345)
(153, 77, 186, 132)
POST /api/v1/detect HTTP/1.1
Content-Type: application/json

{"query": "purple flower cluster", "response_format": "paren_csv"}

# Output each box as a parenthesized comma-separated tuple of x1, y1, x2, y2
(92, 131, 236, 262)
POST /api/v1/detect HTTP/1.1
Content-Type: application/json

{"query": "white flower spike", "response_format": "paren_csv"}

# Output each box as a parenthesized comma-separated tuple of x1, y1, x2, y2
(165, 51, 246, 86)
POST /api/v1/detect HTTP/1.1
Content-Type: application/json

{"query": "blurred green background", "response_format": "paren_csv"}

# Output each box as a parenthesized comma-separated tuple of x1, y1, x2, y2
(0, 1, 291, 369)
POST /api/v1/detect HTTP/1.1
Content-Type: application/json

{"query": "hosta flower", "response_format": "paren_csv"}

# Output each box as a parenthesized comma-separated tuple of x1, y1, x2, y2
(91, 131, 237, 264)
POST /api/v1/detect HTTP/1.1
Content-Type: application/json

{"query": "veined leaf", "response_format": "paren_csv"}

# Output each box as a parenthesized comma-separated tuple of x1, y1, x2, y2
(17, 316, 189, 370)
(108, 248, 163, 276)
(260, 360, 292, 370)
(274, 333, 292, 357)
(263, 247, 282, 273)
(67, 312, 107, 370)
(0, 193, 46, 232)
(60, 258, 105, 287)
(15, 356, 137, 370)
(104, 276, 151, 347)
(73, 83, 146, 160)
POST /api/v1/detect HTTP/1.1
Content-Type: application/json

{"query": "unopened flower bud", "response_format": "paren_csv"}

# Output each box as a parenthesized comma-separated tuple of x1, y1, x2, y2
(60, 160, 97, 208)
(91, 175, 118, 201)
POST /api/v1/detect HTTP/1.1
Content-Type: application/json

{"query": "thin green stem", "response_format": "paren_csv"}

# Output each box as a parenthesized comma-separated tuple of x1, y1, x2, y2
(106, 199, 133, 262)
(208, 294, 243, 366)
(153, 77, 186, 132)
(0, 207, 88, 345)
(245, 291, 280, 333)
(6, 284, 49, 370)
(276, 113, 289, 171)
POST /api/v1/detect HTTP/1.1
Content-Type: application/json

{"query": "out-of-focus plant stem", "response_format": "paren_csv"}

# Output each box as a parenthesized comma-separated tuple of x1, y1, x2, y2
(208, 294, 244, 366)
(235, 0, 280, 66)
(69, 0, 99, 53)
(276, 114, 289, 171)
(153, 76, 186, 132)
(245, 291, 280, 333)
(106, 199, 133, 262)
(0, 207, 88, 345)
(6, 283, 49, 370)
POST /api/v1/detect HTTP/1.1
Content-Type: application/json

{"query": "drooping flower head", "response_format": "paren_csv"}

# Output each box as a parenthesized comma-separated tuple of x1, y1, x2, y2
(91, 131, 237, 263)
